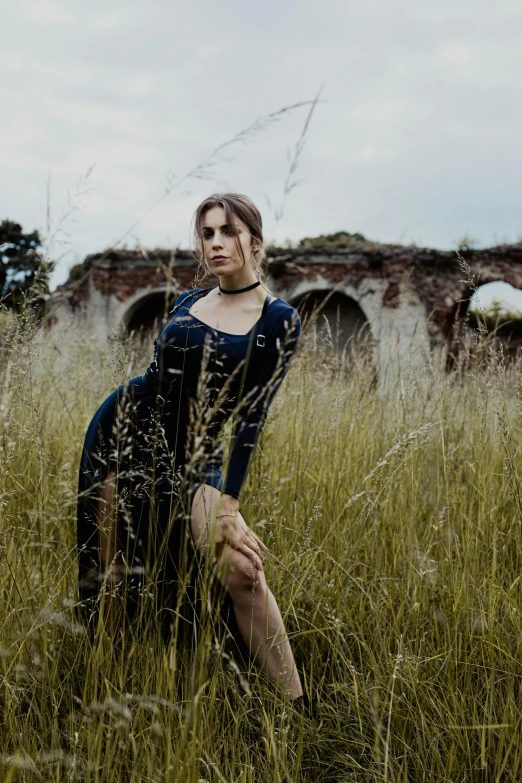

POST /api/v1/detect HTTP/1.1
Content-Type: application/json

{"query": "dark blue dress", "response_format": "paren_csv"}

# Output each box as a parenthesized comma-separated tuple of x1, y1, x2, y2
(76, 286, 301, 642)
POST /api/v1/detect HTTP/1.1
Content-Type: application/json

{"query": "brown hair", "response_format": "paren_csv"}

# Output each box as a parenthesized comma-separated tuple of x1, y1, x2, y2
(191, 193, 271, 290)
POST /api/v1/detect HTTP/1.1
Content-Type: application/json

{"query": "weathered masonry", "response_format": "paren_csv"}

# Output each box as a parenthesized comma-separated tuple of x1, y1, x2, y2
(49, 241, 522, 374)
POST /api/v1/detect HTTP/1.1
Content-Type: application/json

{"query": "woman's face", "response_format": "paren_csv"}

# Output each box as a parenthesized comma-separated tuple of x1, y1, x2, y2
(200, 206, 258, 276)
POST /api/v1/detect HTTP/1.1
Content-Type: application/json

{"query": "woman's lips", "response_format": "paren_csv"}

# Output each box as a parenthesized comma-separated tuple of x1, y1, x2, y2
(212, 256, 227, 261)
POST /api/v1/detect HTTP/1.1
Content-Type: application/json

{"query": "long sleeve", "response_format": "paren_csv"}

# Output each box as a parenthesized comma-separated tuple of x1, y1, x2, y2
(222, 307, 301, 500)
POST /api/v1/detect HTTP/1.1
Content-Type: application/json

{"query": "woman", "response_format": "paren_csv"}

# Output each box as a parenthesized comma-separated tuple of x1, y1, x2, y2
(77, 193, 303, 700)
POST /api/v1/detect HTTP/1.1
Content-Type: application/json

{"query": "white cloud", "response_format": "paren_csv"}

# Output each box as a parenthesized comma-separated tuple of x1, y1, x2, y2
(124, 76, 155, 97)
(91, 13, 121, 29)
(437, 43, 476, 68)
(19, 0, 74, 24)
(353, 100, 408, 126)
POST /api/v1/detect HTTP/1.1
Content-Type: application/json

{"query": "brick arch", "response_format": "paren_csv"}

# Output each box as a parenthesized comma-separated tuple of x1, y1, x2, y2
(444, 276, 522, 339)
(121, 286, 175, 333)
(288, 284, 372, 350)
(468, 279, 522, 341)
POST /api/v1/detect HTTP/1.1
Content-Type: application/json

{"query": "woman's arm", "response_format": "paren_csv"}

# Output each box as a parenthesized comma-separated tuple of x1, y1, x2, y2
(221, 307, 301, 502)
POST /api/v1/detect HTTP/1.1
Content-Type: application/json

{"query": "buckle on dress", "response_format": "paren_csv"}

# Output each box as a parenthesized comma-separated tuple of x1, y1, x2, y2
(256, 334, 266, 347)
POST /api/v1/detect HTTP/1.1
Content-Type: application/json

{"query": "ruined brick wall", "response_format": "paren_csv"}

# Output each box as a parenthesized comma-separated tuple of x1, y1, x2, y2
(51, 241, 522, 358)
(268, 241, 522, 346)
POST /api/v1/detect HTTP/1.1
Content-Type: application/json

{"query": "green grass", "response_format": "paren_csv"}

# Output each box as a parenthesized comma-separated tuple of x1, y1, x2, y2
(1, 307, 522, 782)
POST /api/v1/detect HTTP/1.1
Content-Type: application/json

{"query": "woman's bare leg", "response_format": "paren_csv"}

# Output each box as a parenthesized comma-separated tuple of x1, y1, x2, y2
(230, 577, 303, 698)
(190, 483, 303, 699)
(97, 471, 124, 635)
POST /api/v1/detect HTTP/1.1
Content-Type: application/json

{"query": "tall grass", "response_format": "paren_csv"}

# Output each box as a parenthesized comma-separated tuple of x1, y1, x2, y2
(1, 304, 522, 783)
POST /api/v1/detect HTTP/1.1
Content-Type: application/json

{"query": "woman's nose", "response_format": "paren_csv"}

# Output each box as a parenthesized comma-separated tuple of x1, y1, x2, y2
(212, 232, 224, 248)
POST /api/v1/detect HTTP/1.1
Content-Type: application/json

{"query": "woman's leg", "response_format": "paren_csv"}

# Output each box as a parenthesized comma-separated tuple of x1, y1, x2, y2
(98, 471, 119, 567)
(97, 471, 125, 635)
(190, 483, 303, 699)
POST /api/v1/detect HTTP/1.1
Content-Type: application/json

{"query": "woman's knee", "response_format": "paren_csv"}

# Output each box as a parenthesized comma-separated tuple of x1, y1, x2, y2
(218, 547, 267, 598)
(190, 483, 267, 596)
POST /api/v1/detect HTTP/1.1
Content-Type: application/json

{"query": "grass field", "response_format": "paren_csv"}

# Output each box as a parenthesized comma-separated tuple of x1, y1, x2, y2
(1, 305, 522, 782)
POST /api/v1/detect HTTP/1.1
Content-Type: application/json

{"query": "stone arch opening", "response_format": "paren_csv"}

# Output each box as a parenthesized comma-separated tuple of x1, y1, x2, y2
(468, 280, 522, 339)
(124, 289, 177, 335)
(292, 289, 371, 352)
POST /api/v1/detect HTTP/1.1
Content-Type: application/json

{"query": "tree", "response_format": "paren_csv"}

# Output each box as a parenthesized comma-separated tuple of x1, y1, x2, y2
(0, 220, 45, 311)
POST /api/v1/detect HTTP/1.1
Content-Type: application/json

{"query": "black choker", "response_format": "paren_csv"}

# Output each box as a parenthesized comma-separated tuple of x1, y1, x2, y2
(218, 281, 261, 295)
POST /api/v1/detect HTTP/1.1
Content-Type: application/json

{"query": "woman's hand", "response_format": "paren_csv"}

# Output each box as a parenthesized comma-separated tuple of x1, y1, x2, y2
(211, 494, 268, 570)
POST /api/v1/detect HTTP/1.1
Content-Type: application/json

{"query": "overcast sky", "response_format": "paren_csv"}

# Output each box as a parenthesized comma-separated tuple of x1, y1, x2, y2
(2, 0, 522, 292)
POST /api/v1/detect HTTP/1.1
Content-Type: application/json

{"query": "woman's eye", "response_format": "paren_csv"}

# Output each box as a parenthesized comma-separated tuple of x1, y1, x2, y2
(202, 228, 236, 239)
